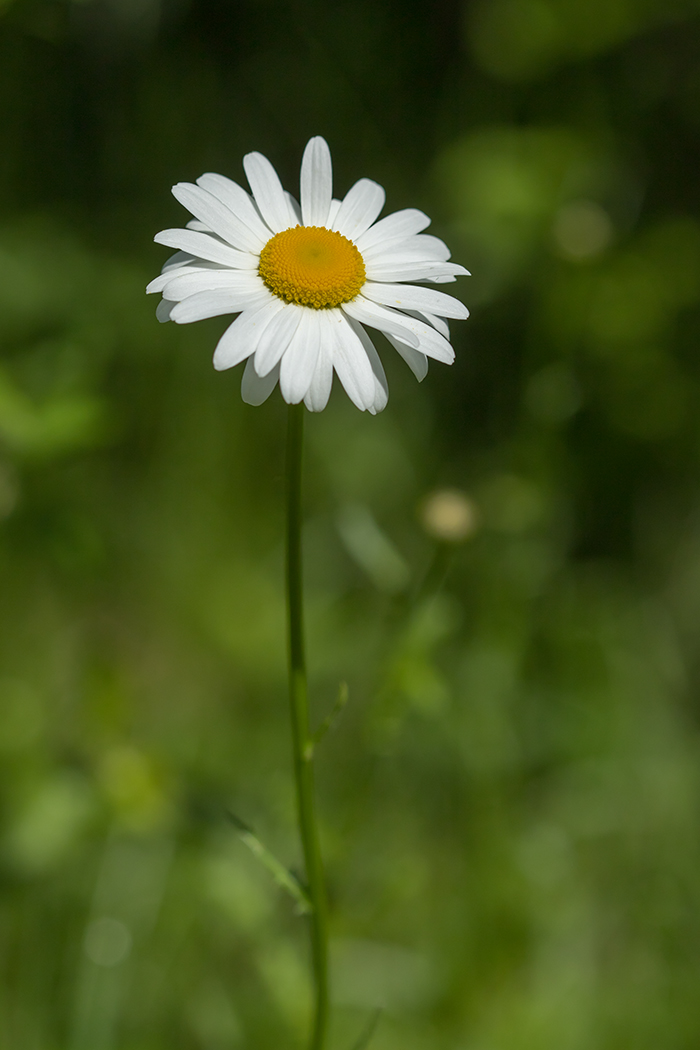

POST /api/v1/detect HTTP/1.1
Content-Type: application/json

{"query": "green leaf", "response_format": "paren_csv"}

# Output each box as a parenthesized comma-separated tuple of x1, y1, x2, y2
(227, 812, 312, 915)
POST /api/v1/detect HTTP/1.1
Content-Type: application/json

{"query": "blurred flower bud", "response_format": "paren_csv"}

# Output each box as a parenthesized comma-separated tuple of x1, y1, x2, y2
(420, 489, 479, 543)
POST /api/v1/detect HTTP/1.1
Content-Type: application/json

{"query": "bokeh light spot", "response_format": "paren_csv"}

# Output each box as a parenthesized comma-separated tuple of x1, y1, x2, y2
(553, 200, 613, 260)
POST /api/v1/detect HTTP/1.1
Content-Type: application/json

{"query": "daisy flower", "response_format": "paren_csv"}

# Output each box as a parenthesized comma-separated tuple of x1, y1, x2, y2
(148, 136, 469, 413)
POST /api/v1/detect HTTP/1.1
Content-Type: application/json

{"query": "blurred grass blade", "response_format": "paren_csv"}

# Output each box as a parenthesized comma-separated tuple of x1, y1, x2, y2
(337, 504, 410, 593)
(228, 812, 312, 914)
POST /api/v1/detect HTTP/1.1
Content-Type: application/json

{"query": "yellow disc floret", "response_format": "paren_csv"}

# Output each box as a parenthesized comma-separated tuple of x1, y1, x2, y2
(258, 225, 366, 309)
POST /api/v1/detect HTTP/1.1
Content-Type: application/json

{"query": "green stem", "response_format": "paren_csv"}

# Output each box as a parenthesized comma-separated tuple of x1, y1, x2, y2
(285, 401, 329, 1050)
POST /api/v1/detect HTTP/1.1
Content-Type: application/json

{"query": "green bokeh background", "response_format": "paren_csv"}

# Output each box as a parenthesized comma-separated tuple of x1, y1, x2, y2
(2, 0, 700, 1047)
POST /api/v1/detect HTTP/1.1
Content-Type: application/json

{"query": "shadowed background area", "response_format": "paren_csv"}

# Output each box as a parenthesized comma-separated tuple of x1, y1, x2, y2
(1, 0, 700, 1047)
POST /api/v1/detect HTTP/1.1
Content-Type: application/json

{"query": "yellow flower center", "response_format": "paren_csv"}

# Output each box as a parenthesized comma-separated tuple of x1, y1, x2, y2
(258, 225, 366, 309)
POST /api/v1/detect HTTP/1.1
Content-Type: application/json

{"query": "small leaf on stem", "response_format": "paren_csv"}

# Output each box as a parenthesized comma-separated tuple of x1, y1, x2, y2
(227, 811, 312, 914)
(310, 681, 349, 755)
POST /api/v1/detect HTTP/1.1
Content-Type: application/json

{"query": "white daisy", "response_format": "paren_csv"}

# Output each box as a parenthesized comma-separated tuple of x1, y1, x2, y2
(148, 136, 469, 413)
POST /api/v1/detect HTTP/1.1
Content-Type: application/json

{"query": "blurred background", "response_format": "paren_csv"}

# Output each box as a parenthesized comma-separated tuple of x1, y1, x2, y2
(2, 0, 700, 1047)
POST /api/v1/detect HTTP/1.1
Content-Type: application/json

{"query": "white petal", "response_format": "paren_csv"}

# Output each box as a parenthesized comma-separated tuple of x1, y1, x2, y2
(162, 269, 265, 302)
(355, 208, 431, 252)
(362, 282, 468, 320)
(241, 358, 280, 406)
(154, 229, 258, 269)
(148, 264, 212, 294)
(410, 234, 452, 260)
(170, 288, 272, 323)
(186, 219, 210, 232)
(344, 296, 454, 364)
(172, 183, 266, 254)
(327, 199, 342, 225)
(196, 173, 272, 244)
(362, 233, 451, 263)
(162, 250, 194, 271)
(156, 298, 175, 322)
(384, 334, 429, 381)
(333, 179, 386, 241)
(412, 310, 450, 339)
(345, 318, 388, 414)
(285, 193, 302, 224)
(213, 299, 285, 371)
(279, 309, 321, 404)
(243, 151, 297, 234)
(391, 316, 454, 364)
(342, 296, 420, 349)
(300, 136, 332, 228)
(365, 260, 470, 282)
(304, 340, 333, 412)
(329, 311, 377, 411)
(254, 302, 303, 377)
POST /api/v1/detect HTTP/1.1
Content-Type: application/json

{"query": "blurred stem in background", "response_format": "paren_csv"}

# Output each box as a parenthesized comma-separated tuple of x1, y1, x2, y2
(285, 402, 329, 1050)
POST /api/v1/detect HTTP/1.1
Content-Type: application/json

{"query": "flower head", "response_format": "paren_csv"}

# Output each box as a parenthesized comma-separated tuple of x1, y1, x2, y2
(148, 137, 469, 413)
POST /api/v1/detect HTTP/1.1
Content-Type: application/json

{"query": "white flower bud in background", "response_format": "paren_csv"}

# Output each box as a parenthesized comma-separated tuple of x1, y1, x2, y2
(420, 489, 479, 543)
